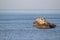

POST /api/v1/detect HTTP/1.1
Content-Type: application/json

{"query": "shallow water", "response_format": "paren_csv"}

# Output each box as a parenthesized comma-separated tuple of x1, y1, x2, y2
(0, 14, 60, 40)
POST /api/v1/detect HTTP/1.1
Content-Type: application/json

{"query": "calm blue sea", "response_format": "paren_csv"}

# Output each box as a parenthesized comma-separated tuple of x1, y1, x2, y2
(0, 13, 60, 40)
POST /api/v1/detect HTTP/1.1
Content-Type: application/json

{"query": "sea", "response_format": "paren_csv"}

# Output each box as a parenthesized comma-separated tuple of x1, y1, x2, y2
(0, 13, 60, 40)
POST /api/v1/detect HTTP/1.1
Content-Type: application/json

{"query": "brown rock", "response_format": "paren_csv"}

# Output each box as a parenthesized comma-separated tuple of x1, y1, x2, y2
(33, 18, 56, 29)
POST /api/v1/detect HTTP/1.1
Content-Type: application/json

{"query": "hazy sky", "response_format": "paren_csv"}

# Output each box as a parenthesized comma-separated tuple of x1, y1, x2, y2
(0, 0, 60, 9)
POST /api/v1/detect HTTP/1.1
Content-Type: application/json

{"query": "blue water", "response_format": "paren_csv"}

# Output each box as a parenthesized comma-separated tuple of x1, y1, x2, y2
(0, 14, 60, 40)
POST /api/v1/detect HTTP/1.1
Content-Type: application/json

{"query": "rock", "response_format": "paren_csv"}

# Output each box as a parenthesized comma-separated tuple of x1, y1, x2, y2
(33, 18, 56, 29)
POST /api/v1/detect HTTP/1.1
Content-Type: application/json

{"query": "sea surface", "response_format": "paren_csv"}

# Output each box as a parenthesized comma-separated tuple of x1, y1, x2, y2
(0, 14, 60, 40)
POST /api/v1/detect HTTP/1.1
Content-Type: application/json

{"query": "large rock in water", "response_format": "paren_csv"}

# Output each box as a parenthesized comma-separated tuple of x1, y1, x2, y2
(33, 18, 56, 29)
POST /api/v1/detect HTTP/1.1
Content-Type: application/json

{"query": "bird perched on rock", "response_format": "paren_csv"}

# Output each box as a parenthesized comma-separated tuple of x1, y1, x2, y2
(33, 18, 56, 29)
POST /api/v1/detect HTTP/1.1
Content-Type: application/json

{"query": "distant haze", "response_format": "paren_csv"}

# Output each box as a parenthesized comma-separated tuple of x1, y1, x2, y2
(0, 0, 60, 9)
